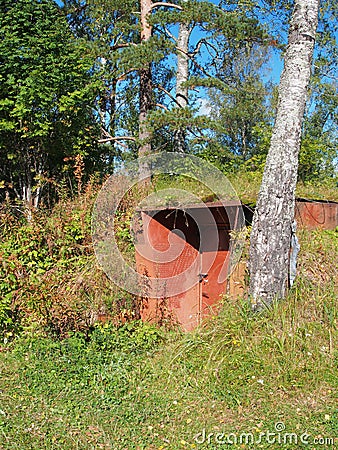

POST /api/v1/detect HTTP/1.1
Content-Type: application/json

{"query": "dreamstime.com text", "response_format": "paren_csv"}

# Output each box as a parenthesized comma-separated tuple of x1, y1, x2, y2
(194, 423, 336, 446)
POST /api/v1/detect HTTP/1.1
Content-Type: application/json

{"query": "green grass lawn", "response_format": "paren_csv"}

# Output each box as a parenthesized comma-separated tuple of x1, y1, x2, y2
(0, 228, 337, 449)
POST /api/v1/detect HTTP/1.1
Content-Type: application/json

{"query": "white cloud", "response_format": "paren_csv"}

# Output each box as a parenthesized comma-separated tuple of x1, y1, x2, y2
(197, 98, 211, 116)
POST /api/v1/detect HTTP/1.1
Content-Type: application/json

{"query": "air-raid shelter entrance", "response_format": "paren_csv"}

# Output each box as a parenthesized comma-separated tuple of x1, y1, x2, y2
(135, 201, 244, 331)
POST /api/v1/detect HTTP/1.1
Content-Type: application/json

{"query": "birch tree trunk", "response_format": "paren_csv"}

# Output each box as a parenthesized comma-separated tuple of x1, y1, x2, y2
(248, 0, 320, 309)
(174, 22, 191, 153)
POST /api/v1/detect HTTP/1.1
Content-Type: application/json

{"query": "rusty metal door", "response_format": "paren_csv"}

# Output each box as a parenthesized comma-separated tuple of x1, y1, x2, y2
(137, 209, 202, 331)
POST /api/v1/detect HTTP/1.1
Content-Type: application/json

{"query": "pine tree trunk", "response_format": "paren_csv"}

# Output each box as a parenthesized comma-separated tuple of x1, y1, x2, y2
(248, 0, 320, 309)
(139, 0, 153, 179)
(139, 65, 152, 158)
(174, 22, 191, 153)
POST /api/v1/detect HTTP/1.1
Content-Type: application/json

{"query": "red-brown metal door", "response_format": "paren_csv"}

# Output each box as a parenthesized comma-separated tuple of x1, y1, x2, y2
(137, 210, 202, 331)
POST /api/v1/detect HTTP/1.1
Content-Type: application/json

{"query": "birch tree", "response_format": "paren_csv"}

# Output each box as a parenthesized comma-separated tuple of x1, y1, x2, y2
(173, 22, 191, 153)
(249, 0, 320, 309)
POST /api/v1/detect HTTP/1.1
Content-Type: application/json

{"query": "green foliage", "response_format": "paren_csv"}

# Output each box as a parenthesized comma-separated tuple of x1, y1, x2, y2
(0, 230, 336, 449)
(0, 218, 55, 338)
(298, 136, 335, 182)
(0, 0, 100, 205)
(91, 320, 163, 354)
(0, 0, 336, 200)
(0, 183, 117, 340)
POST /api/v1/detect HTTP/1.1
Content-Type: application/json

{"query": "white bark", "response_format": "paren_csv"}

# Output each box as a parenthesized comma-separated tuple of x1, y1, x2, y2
(174, 22, 191, 153)
(176, 23, 190, 109)
(249, 0, 320, 308)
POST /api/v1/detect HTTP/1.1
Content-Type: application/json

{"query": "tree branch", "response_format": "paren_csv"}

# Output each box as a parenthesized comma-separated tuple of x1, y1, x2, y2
(164, 26, 178, 42)
(190, 38, 206, 56)
(150, 2, 182, 11)
(112, 43, 138, 50)
(314, 67, 338, 82)
(156, 102, 169, 111)
(156, 84, 182, 107)
(177, 45, 214, 78)
(98, 136, 137, 144)
(117, 68, 138, 81)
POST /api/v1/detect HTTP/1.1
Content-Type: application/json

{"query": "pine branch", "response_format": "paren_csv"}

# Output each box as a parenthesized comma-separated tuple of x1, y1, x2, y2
(112, 43, 138, 50)
(151, 2, 182, 11)
(156, 103, 169, 111)
(99, 128, 136, 146)
(98, 136, 136, 143)
(156, 84, 182, 107)
(117, 68, 138, 81)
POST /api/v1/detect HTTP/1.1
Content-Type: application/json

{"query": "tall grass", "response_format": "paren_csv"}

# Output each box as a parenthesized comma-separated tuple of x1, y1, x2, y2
(0, 227, 337, 449)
